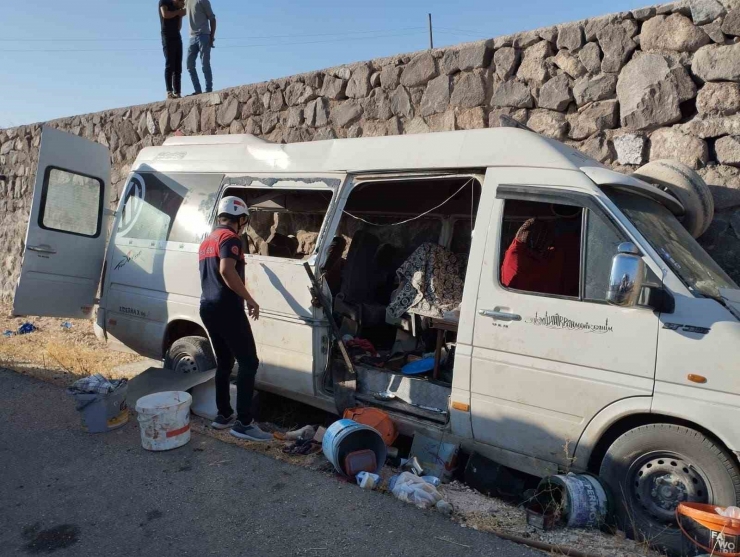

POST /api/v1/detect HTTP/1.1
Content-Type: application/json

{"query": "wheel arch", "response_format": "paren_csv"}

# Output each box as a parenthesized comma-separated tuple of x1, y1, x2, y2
(162, 319, 209, 356)
(583, 411, 736, 475)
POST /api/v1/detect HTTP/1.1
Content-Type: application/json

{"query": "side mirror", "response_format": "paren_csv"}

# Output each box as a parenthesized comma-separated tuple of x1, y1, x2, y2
(607, 242, 645, 307)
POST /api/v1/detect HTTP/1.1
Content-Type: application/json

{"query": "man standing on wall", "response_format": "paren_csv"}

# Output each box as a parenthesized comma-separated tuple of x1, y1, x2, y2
(159, 0, 186, 99)
(198, 197, 272, 441)
(186, 0, 217, 95)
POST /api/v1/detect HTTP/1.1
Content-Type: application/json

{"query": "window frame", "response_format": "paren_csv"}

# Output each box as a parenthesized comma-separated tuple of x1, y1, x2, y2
(38, 165, 105, 239)
(217, 179, 340, 264)
(495, 185, 631, 306)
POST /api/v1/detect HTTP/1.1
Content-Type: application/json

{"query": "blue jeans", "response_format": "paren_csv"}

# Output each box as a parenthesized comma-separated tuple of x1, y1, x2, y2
(187, 34, 212, 94)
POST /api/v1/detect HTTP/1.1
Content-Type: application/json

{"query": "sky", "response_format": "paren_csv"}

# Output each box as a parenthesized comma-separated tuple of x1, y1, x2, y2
(1, 0, 650, 128)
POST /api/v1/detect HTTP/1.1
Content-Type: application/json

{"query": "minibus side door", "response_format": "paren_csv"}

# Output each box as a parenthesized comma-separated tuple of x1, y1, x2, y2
(13, 126, 111, 318)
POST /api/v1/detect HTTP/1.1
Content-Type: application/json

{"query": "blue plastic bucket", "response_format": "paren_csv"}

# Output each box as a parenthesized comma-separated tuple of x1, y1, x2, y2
(322, 419, 387, 476)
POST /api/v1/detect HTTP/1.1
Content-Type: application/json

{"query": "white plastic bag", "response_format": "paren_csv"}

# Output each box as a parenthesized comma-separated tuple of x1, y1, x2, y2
(716, 506, 740, 518)
(391, 472, 443, 509)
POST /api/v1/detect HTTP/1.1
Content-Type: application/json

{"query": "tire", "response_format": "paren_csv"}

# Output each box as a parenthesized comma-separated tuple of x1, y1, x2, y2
(163, 336, 216, 374)
(633, 160, 714, 239)
(599, 424, 740, 556)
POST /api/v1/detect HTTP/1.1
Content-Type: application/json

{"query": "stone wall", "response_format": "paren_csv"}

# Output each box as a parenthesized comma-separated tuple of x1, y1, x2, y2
(2, 0, 740, 300)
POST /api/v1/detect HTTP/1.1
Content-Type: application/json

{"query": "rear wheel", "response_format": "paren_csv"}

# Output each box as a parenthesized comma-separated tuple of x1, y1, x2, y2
(599, 424, 740, 555)
(163, 336, 216, 374)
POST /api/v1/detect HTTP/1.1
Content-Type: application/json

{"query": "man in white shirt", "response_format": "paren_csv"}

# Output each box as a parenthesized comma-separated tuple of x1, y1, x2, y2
(185, 0, 217, 94)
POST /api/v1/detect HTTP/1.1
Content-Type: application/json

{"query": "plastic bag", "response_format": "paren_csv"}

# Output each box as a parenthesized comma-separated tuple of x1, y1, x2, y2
(391, 471, 443, 509)
(716, 506, 740, 519)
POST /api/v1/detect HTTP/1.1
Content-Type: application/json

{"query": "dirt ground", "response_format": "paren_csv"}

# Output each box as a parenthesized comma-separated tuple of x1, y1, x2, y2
(0, 306, 662, 557)
(0, 304, 142, 386)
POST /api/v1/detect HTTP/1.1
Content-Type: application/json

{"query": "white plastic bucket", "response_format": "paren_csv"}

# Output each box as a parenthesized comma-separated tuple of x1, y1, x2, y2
(135, 391, 192, 451)
(322, 419, 387, 476)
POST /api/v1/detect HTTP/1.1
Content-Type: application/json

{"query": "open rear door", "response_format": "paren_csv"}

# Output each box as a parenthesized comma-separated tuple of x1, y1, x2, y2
(13, 126, 111, 318)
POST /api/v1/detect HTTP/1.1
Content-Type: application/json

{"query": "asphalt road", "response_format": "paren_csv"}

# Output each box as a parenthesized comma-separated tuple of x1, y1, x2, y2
(0, 369, 541, 557)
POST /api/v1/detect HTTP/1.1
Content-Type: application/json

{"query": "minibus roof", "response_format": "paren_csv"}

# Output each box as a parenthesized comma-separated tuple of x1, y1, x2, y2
(133, 128, 683, 214)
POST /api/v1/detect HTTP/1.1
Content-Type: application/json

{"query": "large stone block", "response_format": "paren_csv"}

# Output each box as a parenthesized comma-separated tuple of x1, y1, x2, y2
(649, 128, 709, 168)
(516, 41, 552, 84)
(494, 47, 520, 80)
(557, 23, 585, 51)
(201, 105, 217, 133)
(450, 72, 487, 108)
(722, 8, 740, 33)
(404, 117, 431, 135)
(716, 135, 740, 165)
(691, 0, 726, 23)
(573, 73, 618, 106)
(390, 85, 414, 118)
(346, 65, 372, 99)
(489, 107, 529, 127)
(426, 111, 457, 132)
(118, 120, 138, 146)
(538, 74, 573, 111)
(527, 109, 569, 139)
(641, 14, 711, 52)
(362, 89, 393, 120)
(420, 75, 451, 116)
(491, 80, 534, 108)
(613, 133, 647, 165)
(677, 113, 740, 137)
(400, 53, 438, 88)
(380, 65, 402, 89)
(441, 50, 460, 75)
(553, 50, 587, 79)
(617, 54, 684, 130)
(569, 100, 619, 139)
(579, 42, 603, 74)
(701, 18, 728, 42)
(456, 107, 487, 130)
(458, 41, 493, 70)
(697, 82, 740, 115)
(579, 132, 617, 164)
(331, 102, 363, 127)
(320, 75, 347, 100)
(217, 96, 239, 127)
(691, 43, 740, 81)
(597, 20, 638, 73)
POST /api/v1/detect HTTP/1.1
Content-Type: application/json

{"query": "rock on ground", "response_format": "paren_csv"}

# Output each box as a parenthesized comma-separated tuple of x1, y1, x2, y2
(640, 14, 712, 52)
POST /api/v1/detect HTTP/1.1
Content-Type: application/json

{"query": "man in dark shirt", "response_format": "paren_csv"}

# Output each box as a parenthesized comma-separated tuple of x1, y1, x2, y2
(199, 196, 272, 441)
(159, 0, 186, 99)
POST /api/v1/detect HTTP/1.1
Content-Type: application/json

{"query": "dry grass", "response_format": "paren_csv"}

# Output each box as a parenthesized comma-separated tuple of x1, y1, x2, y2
(0, 304, 142, 386)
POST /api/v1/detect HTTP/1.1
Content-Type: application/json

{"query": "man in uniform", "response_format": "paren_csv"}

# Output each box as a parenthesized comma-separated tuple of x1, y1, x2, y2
(198, 196, 272, 441)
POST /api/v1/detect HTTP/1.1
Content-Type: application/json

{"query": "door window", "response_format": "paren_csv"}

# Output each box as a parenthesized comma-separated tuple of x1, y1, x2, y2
(499, 198, 627, 302)
(220, 187, 333, 260)
(39, 167, 103, 237)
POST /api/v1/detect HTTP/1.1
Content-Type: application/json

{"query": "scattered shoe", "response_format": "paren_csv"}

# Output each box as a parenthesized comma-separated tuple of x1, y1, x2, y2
(211, 413, 235, 430)
(230, 420, 273, 442)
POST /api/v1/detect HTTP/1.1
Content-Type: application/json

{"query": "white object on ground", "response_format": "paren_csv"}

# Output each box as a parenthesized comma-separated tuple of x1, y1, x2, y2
(189, 379, 237, 421)
(135, 391, 192, 451)
(392, 471, 444, 509)
(356, 471, 380, 489)
(285, 425, 316, 441)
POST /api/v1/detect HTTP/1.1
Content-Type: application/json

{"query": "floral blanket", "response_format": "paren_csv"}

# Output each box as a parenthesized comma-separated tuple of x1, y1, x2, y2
(386, 243, 466, 320)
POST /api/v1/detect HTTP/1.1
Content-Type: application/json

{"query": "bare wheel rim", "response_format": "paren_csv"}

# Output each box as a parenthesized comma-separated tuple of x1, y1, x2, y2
(627, 451, 711, 526)
(174, 354, 199, 374)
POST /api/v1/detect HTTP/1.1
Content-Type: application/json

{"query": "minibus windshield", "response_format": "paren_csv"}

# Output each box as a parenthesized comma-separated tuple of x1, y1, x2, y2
(605, 189, 737, 300)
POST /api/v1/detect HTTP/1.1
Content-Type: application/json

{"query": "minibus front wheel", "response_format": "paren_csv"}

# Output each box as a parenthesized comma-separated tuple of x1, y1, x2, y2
(599, 423, 740, 555)
(164, 336, 216, 374)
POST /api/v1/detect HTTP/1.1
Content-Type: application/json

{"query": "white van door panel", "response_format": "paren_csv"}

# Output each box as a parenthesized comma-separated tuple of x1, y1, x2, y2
(470, 170, 658, 467)
(13, 126, 110, 318)
(222, 174, 346, 398)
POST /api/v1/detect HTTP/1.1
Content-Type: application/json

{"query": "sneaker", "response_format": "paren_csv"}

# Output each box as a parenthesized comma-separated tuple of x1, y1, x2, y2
(230, 420, 273, 442)
(211, 413, 235, 430)
(166, 91, 175, 100)
(172, 93, 181, 99)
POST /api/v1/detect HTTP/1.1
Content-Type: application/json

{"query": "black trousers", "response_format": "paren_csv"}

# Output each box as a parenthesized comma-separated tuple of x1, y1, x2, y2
(200, 302, 260, 424)
(162, 37, 183, 95)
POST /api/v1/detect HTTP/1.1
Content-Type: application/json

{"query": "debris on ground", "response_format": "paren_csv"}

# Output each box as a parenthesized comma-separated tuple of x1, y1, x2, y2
(0, 304, 142, 385)
(17, 322, 37, 335)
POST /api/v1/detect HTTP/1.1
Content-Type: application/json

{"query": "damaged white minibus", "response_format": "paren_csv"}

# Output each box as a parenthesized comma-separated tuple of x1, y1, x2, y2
(14, 125, 740, 553)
